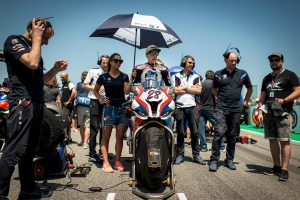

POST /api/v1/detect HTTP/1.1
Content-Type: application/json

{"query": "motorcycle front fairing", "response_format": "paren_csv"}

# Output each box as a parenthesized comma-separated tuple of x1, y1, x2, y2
(131, 85, 175, 125)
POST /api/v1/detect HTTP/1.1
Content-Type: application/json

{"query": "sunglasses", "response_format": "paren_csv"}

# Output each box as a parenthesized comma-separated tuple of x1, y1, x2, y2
(187, 61, 194, 64)
(269, 58, 281, 63)
(149, 51, 159, 56)
(112, 59, 123, 64)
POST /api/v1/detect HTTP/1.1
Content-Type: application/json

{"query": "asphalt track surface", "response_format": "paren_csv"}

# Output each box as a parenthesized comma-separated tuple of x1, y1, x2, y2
(5, 129, 300, 200)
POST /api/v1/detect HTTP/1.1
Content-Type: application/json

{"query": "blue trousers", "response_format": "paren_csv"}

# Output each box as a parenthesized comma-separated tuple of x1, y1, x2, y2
(198, 109, 225, 150)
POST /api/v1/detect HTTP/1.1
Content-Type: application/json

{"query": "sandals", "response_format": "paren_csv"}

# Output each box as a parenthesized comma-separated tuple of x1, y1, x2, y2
(102, 161, 125, 172)
(102, 163, 114, 173)
(114, 161, 125, 172)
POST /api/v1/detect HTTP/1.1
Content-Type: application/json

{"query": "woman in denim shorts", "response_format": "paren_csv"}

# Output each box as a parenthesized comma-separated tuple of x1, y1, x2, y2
(93, 53, 130, 173)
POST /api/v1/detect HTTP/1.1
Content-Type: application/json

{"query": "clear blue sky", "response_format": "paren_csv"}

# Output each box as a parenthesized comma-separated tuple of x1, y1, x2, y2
(1, 0, 299, 98)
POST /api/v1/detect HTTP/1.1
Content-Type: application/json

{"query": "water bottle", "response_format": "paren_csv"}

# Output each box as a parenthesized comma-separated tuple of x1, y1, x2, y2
(247, 135, 252, 144)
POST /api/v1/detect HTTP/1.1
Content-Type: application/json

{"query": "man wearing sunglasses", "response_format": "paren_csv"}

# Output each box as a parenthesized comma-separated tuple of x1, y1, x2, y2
(131, 45, 171, 92)
(256, 52, 300, 181)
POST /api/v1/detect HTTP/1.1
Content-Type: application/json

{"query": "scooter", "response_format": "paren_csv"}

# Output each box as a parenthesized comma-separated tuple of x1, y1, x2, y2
(125, 80, 176, 199)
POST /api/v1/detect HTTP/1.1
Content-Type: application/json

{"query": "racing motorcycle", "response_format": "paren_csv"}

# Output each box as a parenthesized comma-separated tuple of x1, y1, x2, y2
(125, 76, 176, 199)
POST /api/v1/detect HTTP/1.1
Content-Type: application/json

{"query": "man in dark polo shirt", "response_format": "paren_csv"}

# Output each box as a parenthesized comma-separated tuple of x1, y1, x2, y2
(208, 48, 253, 172)
(0, 18, 68, 199)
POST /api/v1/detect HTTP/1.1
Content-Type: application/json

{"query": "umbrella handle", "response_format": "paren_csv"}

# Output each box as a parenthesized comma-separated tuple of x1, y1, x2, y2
(133, 28, 137, 68)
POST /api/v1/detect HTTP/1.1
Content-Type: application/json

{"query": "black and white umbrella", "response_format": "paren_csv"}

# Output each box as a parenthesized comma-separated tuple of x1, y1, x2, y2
(90, 13, 182, 66)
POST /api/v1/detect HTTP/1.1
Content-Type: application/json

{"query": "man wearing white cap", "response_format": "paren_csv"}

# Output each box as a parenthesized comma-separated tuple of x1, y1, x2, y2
(131, 45, 171, 91)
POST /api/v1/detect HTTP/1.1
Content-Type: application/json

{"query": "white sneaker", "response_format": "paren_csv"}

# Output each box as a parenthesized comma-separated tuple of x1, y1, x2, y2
(83, 143, 89, 149)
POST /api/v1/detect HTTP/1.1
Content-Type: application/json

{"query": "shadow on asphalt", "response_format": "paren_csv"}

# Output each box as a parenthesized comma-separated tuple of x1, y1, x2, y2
(37, 181, 93, 194)
(245, 164, 270, 174)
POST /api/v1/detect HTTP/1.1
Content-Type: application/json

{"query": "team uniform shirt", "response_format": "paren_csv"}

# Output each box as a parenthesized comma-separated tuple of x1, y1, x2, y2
(133, 63, 171, 88)
(83, 68, 105, 99)
(4, 35, 44, 103)
(96, 72, 129, 107)
(199, 79, 215, 111)
(213, 68, 252, 112)
(261, 69, 300, 112)
(171, 71, 201, 108)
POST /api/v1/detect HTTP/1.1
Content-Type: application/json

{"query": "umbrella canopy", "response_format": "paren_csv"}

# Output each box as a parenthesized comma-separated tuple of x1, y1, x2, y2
(90, 13, 182, 49)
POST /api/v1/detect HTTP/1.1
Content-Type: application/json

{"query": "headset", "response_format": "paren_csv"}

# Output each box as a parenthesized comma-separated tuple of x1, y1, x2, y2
(223, 47, 241, 64)
(180, 55, 195, 69)
(97, 58, 102, 65)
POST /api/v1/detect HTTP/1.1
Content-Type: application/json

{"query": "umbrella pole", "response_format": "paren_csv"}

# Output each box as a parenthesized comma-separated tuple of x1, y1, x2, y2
(133, 28, 137, 68)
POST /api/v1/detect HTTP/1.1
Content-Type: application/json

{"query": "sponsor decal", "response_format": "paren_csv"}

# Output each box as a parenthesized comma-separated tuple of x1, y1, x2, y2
(11, 38, 19, 44)
(12, 44, 25, 52)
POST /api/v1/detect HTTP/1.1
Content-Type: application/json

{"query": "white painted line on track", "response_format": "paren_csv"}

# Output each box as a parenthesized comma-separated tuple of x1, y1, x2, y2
(106, 193, 115, 200)
(177, 193, 187, 200)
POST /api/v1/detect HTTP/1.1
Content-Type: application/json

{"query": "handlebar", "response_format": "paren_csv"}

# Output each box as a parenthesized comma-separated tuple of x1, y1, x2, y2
(122, 100, 133, 108)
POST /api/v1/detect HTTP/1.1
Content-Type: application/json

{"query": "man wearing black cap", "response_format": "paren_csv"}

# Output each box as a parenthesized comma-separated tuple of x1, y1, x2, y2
(257, 52, 300, 181)
(131, 45, 171, 91)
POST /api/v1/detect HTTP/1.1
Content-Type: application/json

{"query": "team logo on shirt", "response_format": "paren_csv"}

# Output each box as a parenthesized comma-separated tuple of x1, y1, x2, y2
(12, 44, 25, 52)
(223, 74, 227, 79)
(266, 81, 283, 91)
(240, 73, 247, 84)
(11, 38, 25, 53)
(11, 39, 19, 44)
